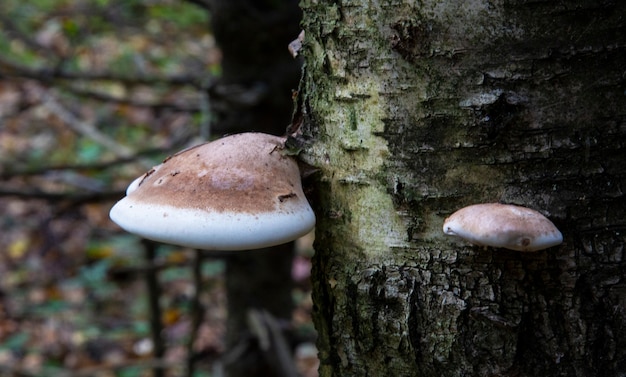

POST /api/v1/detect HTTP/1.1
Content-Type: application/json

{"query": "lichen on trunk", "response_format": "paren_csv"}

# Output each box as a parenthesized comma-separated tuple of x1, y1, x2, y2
(300, 0, 626, 376)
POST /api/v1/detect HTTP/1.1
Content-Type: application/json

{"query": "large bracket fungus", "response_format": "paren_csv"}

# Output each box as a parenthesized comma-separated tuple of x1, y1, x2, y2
(443, 203, 563, 252)
(110, 133, 315, 250)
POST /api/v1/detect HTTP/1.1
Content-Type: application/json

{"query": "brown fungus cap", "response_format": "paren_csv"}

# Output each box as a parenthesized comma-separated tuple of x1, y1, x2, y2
(443, 203, 563, 251)
(110, 133, 315, 250)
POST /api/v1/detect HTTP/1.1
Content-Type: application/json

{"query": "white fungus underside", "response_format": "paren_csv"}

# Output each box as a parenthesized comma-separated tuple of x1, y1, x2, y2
(444, 222, 562, 251)
(110, 197, 316, 250)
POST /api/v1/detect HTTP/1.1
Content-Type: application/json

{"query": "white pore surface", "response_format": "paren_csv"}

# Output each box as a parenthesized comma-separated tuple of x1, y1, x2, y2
(110, 197, 316, 250)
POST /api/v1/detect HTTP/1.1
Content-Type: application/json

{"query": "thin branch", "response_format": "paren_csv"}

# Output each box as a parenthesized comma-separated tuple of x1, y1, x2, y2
(248, 309, 299, 377)
(186, 251, 207, 377)
(0, 15, 59, 60)
(59, 83, 203, 112)
(0, 357, 181, 377)
(0, 55, 206, 89)
(0, 188, 123, 203)
(41, 91, 135, 159)
(0, 146, 172, 180)
(143, 239, 166, 377)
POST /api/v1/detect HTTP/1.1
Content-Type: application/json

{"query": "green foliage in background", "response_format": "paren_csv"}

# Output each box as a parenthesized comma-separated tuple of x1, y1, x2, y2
(0, 1, 223, 376)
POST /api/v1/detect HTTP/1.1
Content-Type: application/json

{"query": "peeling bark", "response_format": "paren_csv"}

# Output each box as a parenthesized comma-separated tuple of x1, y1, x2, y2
(300, 1, 626, 376)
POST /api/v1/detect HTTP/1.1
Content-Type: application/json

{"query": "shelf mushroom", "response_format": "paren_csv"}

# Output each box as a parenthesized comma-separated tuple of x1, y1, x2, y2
(110, 132, 315, 250)
(443, 203, 562, 251)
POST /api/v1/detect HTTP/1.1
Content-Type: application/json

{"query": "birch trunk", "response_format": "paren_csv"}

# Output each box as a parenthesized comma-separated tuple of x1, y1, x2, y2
(299, 1, 626, 376)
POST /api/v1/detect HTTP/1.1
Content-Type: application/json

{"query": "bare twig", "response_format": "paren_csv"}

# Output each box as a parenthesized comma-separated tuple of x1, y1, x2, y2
(248, 309, 300, 377)
(0, 55, 206, 89)
(0, 145, 172, 180)
(41, 91, 135, 159)
(0, 357, 181, 377)
(0, 15, 59, 59)
(142, 239, 166, 377)
(212, 309, 299, 377)
(59, 84, 203, 112)
(185, 251, 207, 377)
(0, 188, 123, 203)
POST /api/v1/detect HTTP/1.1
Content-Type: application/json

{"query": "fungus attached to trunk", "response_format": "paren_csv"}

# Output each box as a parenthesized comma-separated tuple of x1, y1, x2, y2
(109, 132, 315, 250)
(443, 203, 562, 251)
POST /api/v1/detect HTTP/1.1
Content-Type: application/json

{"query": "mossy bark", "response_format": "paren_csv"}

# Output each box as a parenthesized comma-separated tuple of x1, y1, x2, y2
(299, 1, 626, 376)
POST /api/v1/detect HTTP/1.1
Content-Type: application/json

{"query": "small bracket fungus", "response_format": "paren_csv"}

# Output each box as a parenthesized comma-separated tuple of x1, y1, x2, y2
(443, 203, 563, 251)
(110, 133, 315, 250)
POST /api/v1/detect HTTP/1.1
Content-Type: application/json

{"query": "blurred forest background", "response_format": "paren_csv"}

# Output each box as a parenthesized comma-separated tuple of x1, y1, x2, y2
(0, 0, 316, 376)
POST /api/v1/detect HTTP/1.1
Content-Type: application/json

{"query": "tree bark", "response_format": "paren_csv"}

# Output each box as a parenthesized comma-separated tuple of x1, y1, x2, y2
(299, 1, 626, 376)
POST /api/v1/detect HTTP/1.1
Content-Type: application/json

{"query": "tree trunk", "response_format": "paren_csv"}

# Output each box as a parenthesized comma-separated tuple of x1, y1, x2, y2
(299, 1, 626, 376)
(208, 1, 302, 376)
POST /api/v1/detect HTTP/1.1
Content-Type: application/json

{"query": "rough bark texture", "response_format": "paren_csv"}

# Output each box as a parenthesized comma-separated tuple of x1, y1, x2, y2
(299, 1, 626, 376)
(208, 1, 302, 376)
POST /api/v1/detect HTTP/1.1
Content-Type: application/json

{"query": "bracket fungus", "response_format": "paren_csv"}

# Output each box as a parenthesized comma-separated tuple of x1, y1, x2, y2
(443, 203, 563, 251)
(109, 132, 315, 250)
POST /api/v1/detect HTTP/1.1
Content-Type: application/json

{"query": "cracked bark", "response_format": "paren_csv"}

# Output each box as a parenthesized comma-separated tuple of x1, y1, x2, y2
(300, 1, 626, 376)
